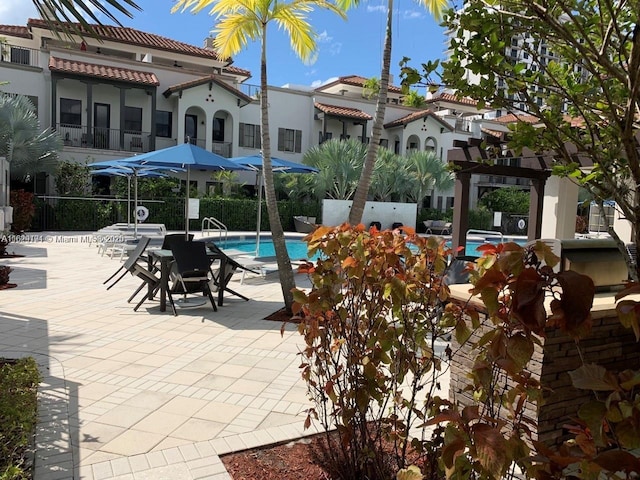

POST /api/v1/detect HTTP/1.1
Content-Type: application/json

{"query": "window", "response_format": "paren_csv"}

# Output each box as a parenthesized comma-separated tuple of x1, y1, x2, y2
(277, 127, 302, 153)
(446, 197, 454, 209)
(213, 118, 225, 142)
(60, 98, 81, 126)
(379, 138, 389, 148)
(124, 106, 142, 133)
(239, 123, 261, 148)
(155, 110, 172, 138)
(10, 47, 30, 65)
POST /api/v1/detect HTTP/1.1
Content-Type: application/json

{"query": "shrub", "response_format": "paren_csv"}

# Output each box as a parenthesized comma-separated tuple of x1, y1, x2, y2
(9, 190, 35, 233)
(0, 357, 41, 479)
(467, 206, 493, 230)
(294, 224, 463, 479)
(479, 187, 530, 214)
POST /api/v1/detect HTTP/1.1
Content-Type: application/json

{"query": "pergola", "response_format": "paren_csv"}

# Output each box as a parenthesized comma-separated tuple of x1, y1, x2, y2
(447, 138, 582, 255)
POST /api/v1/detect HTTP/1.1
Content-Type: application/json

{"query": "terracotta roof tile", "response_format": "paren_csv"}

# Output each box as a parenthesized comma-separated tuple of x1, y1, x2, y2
(49, 56, 159, 86)
(426, 92, 479, 106)
(223, 65, 251, 78)
(383, 109, 453, 131)
(316, 74, 402, 93)
(0, 25, 32, 39)
(29, 18, 221, 61)
(164, 75, 253, 104)
(314, 102, 373, 120)
(494, 113, 540, 124)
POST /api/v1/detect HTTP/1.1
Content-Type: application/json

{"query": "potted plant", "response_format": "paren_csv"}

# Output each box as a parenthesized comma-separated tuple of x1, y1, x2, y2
(10, 190, 35, 234)
(0, 229, 9, 256)
(0, 265, 11, 285)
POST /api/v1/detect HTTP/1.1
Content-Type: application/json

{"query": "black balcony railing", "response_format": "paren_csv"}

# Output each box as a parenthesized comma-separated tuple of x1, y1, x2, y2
(0, 42, 39, 67)
(57, 124, 151, 152)
(211, 141, 232, 158)
(185, 137, 206, 149)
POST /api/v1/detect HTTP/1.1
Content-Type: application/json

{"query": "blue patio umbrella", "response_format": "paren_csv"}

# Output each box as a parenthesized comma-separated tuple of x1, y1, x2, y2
(229, 154, 318, 256)
(89, 166, 169, 228)
(108, 143, 249, 236)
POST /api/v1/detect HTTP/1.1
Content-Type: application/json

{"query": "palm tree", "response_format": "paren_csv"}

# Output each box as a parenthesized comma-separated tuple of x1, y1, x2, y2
(303, 138, 366, 200)
(173, 0, 346, 313)
(0, 93, 61, 195)
(31, 0, 141, 38)
(370, 148, 411, 201)
(404, 150, 453, 211)
(337, 0, 448, 225)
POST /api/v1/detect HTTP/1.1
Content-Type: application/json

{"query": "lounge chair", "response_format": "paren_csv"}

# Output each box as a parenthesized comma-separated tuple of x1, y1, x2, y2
(425, 220, 451, 235)
(293, 216, 317, 233)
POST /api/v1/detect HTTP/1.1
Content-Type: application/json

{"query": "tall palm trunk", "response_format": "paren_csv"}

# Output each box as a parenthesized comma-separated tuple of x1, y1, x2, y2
(348, 0, 394, 225)
(260, 24, 296, 311)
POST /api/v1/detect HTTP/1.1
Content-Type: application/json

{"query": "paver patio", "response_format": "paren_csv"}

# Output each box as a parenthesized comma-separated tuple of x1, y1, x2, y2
(0, 231, 320, 480)
(1, 230, 452, 480)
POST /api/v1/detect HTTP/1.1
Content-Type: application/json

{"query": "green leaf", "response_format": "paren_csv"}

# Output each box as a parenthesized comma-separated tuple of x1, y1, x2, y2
(568, 364, 617, 391)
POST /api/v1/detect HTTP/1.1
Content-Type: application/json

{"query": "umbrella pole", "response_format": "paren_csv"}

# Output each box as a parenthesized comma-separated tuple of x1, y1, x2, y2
(185, 167, 190, 238)
(134, 170, 138, 239)
(127, 176, 131, 226)
(255, 172, 262, 258)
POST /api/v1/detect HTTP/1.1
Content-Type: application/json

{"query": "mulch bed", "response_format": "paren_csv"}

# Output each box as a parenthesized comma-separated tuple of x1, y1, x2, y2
(221, 437, 330, 480)
(264, 307, 303, 324)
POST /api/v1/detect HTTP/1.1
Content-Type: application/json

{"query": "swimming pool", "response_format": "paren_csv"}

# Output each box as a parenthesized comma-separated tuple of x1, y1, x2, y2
(219, 238, 314, 260)
(218, 237, 526, 260)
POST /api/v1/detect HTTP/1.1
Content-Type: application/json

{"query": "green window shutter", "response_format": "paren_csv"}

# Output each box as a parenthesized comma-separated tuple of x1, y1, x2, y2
(239, 123, 245, 147)
(277, 128, 285, 151)
(256, 125, 261, 149)
(295, 129, 302, 153)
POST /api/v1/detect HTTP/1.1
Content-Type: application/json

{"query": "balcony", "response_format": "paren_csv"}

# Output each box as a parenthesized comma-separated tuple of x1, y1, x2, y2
(57, 124, 151, 153)
(211, 141, 232, 158)
(0, 42, 39, 68)
(185, 137, 206, 149)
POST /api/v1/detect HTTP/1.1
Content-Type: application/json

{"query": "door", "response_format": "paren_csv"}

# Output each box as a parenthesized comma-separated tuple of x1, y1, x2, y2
(94, 103, 110, 149)
(185, 114, 198, 144)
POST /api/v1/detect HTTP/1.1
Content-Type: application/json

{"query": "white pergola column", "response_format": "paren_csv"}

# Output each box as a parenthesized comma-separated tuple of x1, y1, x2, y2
(541, 176, 579, 240)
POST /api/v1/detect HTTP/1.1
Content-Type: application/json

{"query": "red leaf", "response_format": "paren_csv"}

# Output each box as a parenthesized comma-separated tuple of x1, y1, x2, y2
(593, 450, 640, 473)
(552, 271, 595, 339)
(511, 268, 547, 335)
(470, 265, 507, 294)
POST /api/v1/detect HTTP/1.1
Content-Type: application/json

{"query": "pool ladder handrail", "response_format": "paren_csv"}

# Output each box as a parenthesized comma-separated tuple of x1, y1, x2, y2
(201, 216, 228, 243)
(465, 229, 505, 244)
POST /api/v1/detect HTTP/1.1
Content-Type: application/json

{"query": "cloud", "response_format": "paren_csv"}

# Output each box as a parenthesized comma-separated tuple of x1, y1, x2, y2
(327, 42, 342, 56)
(403, 10, 425, 20)
(311, 76, 339, 88)
(366, 4, 387, 14)
(0, 0, 38, 24)
(317, 30, 333, 44)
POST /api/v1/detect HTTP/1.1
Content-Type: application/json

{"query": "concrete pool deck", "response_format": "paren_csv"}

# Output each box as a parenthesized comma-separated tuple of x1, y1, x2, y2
(0, 230, 450, 480)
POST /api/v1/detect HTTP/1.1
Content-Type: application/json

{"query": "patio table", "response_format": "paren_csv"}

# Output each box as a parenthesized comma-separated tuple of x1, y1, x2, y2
(147, 248, 227, 312)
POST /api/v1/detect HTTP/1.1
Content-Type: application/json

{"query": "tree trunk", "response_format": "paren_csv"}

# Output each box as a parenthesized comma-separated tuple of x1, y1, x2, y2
(348, 0, 393, 225)
(260, 24, 296, 313)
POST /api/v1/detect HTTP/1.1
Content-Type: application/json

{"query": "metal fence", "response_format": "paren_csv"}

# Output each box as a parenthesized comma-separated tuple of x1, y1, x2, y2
(32, 196, 320, 232)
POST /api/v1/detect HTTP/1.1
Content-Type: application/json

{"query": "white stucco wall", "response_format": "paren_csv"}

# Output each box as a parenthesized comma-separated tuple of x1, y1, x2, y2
(322, 199, 417, 230)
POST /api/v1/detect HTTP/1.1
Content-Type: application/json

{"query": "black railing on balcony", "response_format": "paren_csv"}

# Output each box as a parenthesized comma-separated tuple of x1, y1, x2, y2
(0, 42, 39, 67)
(211, 141, 232, 158)
(185, 137, 206, 149)
(57, 124, 151, 152)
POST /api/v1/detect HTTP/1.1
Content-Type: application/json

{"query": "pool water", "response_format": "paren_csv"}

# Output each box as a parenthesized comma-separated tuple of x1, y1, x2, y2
(219, 238, 525, 260)
(220, 239, 315, 260)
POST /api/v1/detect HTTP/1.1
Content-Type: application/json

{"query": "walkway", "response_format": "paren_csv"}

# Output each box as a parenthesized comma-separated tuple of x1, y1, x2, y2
(0, 232, 319, 480)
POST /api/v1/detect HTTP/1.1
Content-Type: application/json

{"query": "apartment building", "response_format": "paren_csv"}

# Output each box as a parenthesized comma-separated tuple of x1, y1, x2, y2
(0, 18, 488, 210)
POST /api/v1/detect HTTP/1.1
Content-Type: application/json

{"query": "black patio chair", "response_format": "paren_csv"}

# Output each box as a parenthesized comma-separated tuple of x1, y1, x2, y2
(205, 241, 261, 302)
(129, 263, 163, 312)
(103, 236, 151, 290)
(168, 240, 217, 316)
